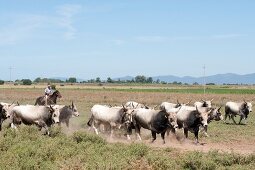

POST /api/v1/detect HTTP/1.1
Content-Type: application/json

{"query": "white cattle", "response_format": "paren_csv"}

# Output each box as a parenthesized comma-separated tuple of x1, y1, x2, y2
(87, 104, 129, 138)
(54, 102, 80, 127)
(125, 108, 178, 143)
(10, 105, 60, 135)
(176, 106, 212, 144)
(194, 99, 213, 108)
(160, 100, 190, 113)
(225, 101, 252, 124)
(124, 101, 149, 109)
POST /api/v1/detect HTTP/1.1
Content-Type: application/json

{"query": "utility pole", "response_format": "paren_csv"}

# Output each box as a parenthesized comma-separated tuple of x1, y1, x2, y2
(9, 66, 13, 82)
(203, 65, 206, 95)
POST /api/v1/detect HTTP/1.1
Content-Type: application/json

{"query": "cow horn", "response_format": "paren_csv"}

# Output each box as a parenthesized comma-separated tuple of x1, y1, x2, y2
(132, 102, 135, 108)
(16, 101, 20, 106)
(72, 101, 74, 107)
(109, 104, 112, 107)
(211, 98, 214, 102)
(218, 106, 222, 111)
(177, 100, 180, 104)
(135, 103, 139, 109)
(154, 105, 158, 109)
(201, 99, 205, 102)
(122, 104, 126, 109)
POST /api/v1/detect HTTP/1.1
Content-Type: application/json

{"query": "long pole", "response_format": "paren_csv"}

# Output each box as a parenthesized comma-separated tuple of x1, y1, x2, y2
(203, 65, 206, 95)
(9, 66, 12, 82)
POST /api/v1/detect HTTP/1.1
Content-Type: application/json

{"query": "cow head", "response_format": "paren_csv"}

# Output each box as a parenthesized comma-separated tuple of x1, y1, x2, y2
(201, 99, 213, 108)
(208, 107, 223, 122)
(0, 104, 7, 119)
(167, 111, 178, 129)
(241, 101, 252, 119)
(49, 105, 60, 123)
(195, 106, 212, 128)
(69, 101, 79, 117)
(1, 102, 17, 118)
(247, 102, 252, 113)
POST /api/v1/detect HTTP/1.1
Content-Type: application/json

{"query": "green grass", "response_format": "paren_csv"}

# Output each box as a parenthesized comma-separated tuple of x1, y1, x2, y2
(0, 126, 255, 170)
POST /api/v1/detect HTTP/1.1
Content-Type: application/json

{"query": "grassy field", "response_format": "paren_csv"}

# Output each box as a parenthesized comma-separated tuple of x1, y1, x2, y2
(0, 84, 255, 169)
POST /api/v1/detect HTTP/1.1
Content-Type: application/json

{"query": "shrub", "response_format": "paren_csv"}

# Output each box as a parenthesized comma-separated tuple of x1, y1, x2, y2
(0, 80, 4, 85)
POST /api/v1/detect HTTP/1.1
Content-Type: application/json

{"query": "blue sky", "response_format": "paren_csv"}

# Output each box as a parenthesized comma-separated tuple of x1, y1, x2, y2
(0, 0, 255, 81)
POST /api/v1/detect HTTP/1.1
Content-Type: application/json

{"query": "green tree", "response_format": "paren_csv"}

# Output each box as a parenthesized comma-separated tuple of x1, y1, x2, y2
(0, 80, 4, 85)
(22, 79, 32, 85)
(107, 77, 113, 83)
(34, 77, 41, 83)
(146, 77, 153, 83)
(67, 77, 77, 83)
(96, 77, 101, 83)
(135, 75, 146, 83)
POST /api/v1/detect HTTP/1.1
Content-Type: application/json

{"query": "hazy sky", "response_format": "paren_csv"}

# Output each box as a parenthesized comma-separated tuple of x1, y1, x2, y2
(0, 0, 255, 80)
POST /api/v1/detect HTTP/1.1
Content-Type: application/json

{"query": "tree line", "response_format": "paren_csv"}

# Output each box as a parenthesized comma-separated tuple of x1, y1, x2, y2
(0, 75, 223, 85)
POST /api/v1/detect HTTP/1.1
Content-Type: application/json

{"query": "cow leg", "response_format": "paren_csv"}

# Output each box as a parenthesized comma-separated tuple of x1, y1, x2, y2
(135, 126, 142, 141)
(231, 115, 237, 124)
(11, 123, 17, 129)
(194, 128, 199, 144)
(224, 113, 228, 123)
(161, 132, 166, 144)
(35, 120, 50, 135)
(166, 128, 170, 136)
(109, 122, 116, 138)
(110, 126, 114, 138)
(151, 131, 157, 143)
(184, 128, 189, 138)
(92, 122, 99, 135)
(65, 120, 69, 128)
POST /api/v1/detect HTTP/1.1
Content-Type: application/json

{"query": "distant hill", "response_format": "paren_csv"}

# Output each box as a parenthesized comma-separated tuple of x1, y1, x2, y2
(114, 73, 255, 85)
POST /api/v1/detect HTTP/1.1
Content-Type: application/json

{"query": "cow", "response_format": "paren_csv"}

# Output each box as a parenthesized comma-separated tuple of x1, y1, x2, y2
(1, 102, 19, 118)
(0, 103, 7, 131)
(125, 108, 178, 144)
(10, 105, 60, 135)
(160, 100, 191, 113)
(176, 106, 212, 144)
(199, 106, 223, 137)
(194, 99, 213, 108)
(54, 102, 80, 127)
(224, 101, 252, 124)
(124, 101, 149, 109)
(87, 104, 129, 138)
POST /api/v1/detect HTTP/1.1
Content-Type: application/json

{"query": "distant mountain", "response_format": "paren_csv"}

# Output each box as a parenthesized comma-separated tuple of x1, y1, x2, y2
(50, 77, 85, 82)
(113, 76, 134, 81)
(114, 73, 255, 85)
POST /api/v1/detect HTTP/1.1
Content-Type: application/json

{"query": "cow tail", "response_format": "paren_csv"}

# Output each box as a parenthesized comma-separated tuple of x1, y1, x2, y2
(87, 115, 94, 127)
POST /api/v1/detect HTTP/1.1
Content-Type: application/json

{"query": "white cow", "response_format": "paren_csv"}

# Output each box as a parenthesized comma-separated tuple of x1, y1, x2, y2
(10, 105, 60, 135)
(87, 104, 129, 138)
(194, 99, 213, 108)
(160, 100, 190, 113)
(54, 102, 80, 127)
(124, 101, 149, 109)
(176, 106, 212, 144)
(225, 101, 252, 124)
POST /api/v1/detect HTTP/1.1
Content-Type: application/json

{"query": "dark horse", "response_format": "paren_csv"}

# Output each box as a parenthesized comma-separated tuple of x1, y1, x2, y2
(34, 90, 62, 106)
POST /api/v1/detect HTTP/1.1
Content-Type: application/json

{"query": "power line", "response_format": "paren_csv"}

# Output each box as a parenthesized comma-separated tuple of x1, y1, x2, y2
(203, 65, 206, 95)
(9, 66, 13, 82)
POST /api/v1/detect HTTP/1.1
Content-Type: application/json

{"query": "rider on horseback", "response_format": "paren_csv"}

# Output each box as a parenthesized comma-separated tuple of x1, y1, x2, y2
(45, 85, 52, 105)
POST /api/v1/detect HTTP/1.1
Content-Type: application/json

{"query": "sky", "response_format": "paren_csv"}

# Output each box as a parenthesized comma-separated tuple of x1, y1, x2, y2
(0, 0, 255, 81)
